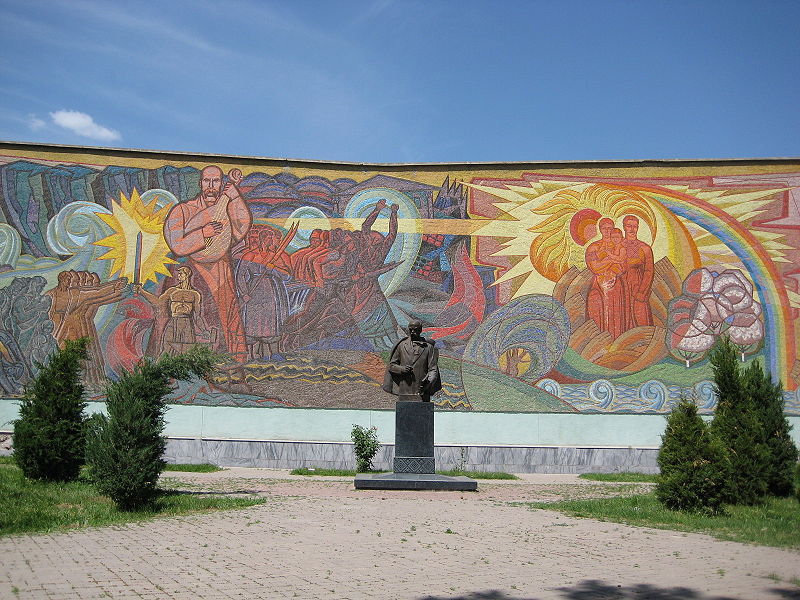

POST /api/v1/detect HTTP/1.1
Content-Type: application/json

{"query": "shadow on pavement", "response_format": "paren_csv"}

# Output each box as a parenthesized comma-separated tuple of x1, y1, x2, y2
(418, 579, 800, 599)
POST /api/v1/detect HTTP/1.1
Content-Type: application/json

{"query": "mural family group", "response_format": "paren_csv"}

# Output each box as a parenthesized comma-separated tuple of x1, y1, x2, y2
(0, 145, 798, 416)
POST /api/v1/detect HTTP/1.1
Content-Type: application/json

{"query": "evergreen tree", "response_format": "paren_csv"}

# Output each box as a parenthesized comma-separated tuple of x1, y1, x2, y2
(85, 346, 218, 510)
(708, 336, 769, 505)
(656, 398, 729, 514)
(795, 462, 800, 503)
(744, 360, 798, 497)
(13, 338, 89, 482)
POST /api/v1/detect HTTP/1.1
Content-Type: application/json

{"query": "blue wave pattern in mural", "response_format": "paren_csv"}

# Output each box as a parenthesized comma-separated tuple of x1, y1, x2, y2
(536, 378, 800, 414)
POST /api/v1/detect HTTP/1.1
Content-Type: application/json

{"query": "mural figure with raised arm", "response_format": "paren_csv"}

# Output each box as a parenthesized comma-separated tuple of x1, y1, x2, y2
(135, 266, 206, 355)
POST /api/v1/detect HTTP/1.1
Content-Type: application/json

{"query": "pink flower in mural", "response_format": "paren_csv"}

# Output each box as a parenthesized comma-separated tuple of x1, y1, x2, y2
(667, 268, 763, 366)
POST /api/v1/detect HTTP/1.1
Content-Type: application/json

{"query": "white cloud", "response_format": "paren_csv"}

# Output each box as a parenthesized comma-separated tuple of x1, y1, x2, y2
(27, 114, 46, 130)
(49, 109, 121, 141)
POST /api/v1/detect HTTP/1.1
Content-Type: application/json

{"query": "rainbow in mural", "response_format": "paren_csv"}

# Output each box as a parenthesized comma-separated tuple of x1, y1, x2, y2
(0, 143, 797, 415)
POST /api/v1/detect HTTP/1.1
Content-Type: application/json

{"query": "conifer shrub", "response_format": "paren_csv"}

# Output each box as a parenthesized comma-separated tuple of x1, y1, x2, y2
(743, 360, 798, 497)
(13, 337, 89, 482)
(656, 398, 729, 514)
(351, 424, 380, 472)
(708, 336, 769, 505)
(85, 346, 218, 510)
(795, 462, 800, 503)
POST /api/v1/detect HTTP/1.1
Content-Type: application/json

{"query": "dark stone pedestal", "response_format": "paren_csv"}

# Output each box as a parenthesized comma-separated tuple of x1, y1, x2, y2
(354, 400, 477, 491)
(394, 400, 434, 473)
(355, 472, 477, 491)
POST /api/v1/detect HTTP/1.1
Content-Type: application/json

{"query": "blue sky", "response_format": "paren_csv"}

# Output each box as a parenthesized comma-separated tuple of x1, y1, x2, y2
(1, 0, 798, 163)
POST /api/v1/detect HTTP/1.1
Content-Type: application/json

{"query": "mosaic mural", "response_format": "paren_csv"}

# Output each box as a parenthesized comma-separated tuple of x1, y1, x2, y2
(0, 145, 798, 415)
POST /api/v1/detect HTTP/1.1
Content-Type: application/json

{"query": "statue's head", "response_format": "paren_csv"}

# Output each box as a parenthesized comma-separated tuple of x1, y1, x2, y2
(407, 320, 423, 339)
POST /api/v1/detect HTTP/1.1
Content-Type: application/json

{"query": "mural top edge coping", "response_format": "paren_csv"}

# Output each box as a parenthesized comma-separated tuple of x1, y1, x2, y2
(2, 139, 799, 170)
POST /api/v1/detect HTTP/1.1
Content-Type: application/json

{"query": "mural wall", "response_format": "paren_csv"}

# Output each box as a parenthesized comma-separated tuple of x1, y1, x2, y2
(0, 144, 798, 416)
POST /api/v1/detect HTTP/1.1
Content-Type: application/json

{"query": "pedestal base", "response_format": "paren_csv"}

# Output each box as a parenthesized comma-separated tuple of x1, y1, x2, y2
(393, 456, 435, 473)
(394, 401, 435, 473)
(354, 472, 478, 491)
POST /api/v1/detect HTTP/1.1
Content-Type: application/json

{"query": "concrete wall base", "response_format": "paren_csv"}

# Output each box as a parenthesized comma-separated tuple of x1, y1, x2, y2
(164, 437, 660, 474)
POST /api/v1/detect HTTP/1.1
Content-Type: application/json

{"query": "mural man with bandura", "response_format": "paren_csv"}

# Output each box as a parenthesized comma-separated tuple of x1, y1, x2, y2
(621, 215, 654, 327)
(164, 166, 251, 359)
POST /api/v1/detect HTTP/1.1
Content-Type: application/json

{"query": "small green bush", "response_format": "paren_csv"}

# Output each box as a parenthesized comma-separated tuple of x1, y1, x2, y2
(708, 336, 769, 505)
(744, 361, 798, 497)
(13, 338, 89, 482)
(351, 424, 380, 472)
(656, 398, 729, 514)
(85, 346, 218, 510)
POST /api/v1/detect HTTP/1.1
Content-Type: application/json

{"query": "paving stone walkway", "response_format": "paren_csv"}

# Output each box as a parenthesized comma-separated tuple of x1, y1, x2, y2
(1, 469, 798, 599)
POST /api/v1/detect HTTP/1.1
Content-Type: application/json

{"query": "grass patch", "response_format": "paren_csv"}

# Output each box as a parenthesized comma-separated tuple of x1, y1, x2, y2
(438, 469, 518, 480)
(291, 467, 517, 479)
(579, 472, 658, 483)
(0, 456, 14, 465)
(0, 461, 263, 537)
(162, 463, 222, 473)
(527, 492, 800, 550)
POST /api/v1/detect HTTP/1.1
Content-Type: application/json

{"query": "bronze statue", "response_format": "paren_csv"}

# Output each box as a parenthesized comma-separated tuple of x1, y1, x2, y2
(382, 320, 441, 402)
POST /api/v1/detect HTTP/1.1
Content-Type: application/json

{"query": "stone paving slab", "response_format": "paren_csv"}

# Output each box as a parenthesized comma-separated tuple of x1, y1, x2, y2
(1, 469, 798, 599)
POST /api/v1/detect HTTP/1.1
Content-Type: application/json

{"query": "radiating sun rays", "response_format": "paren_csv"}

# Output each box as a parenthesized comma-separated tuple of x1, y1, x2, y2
(463, 179, 792, 303)
(94, 189, 176, 285)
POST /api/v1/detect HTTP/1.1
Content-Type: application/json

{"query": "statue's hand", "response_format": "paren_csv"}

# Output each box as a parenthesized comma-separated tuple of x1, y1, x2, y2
(402, 364, 413, 374)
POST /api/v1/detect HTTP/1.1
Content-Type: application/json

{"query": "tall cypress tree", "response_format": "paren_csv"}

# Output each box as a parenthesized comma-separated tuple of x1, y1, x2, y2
(13, 338, 89, 482)
(708, 336, 769, 505)
(744, 360, 798, 497)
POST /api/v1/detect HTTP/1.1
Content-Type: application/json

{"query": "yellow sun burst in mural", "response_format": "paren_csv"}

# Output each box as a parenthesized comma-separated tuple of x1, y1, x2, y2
(464, 179, 791, 302)
(94, 189, 176, 284)
(464, 180, 666, 298)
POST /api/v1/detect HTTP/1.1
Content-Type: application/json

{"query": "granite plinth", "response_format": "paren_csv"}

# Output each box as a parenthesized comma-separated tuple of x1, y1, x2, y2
(395, 401, 434, 457)
(354, 472, 478, 491)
